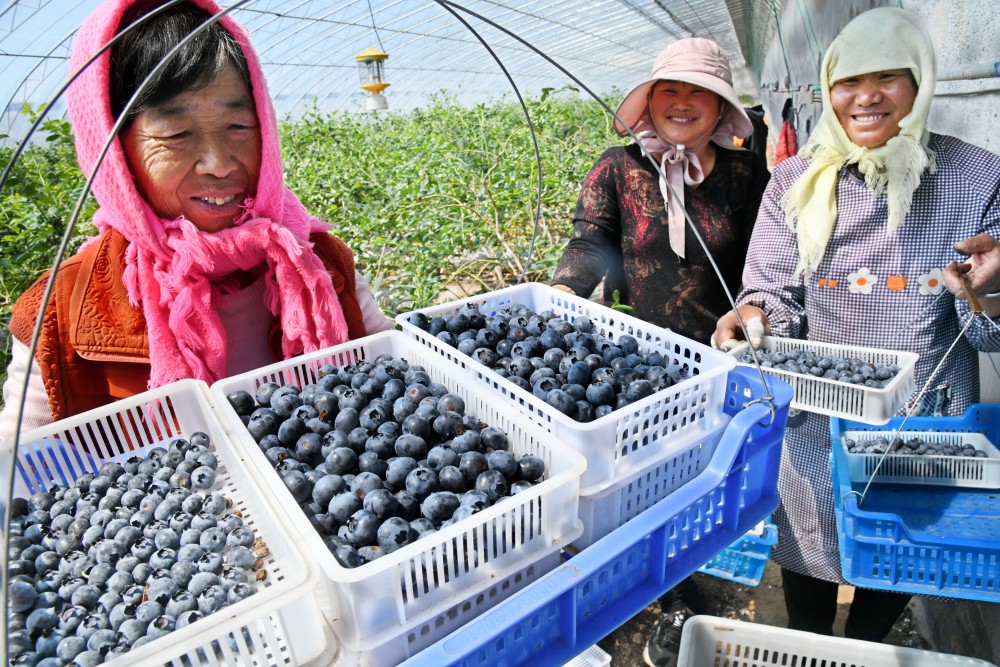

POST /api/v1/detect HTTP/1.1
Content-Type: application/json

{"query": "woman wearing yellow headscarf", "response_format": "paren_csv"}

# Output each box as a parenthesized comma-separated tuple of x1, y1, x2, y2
(713, 8, 1000, 639)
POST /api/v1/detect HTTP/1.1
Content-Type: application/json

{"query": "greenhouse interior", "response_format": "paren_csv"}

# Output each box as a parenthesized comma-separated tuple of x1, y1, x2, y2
(1, 0, 999, 665)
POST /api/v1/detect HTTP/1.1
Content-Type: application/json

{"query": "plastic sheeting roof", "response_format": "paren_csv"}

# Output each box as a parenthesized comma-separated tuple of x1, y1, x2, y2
(0, 0, 753, 140)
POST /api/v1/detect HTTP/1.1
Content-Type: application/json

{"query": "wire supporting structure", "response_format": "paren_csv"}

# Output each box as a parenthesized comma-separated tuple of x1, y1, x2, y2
(0, 2, 251, 657)
(431, 0, 777, 419)
(0, 0, 776, 512)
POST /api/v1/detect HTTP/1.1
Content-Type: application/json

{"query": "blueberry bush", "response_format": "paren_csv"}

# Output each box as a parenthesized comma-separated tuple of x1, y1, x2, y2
(0, 89, 621, 392)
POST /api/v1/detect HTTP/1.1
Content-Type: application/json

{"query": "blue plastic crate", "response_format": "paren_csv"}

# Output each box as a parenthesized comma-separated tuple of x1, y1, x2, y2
(397, 367, 793, 667)
(831, 405, 1000, 602)
(697, 515, 777, 586)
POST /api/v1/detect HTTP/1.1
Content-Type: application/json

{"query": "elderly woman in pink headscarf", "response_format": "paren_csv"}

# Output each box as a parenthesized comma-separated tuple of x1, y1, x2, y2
(551, 37, 769, 344)
(0, 0, 393, 436)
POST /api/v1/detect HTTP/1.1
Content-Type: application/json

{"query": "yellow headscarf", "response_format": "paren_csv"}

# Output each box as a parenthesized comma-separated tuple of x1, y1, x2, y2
(785, 8, 937, 277)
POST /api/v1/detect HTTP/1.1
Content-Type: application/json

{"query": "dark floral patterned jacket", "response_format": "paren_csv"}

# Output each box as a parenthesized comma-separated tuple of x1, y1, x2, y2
(552, 142, 769, 342)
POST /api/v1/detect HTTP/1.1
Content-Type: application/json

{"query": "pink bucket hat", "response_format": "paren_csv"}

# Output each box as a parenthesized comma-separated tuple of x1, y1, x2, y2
(614, 38, 753, 139)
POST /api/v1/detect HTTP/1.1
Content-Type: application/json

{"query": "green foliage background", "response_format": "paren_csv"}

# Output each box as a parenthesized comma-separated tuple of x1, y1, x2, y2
(0, 89, 622, 393)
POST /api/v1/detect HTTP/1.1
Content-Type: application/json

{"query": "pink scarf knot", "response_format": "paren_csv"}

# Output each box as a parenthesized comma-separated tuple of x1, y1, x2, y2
(637, 131, 706, 259)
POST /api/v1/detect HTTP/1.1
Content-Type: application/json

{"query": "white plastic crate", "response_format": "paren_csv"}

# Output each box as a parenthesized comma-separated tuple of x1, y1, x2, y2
(729, 336, 918, 425)
(573, 420, 728, 550)
(395, 282, 736, 495)
(326, 550, 562, 666)
(562, 645, 611, 667)
(840, 430, 1000, 488)
(210, 331, 586, 656)
(1, 380, 328, 667)
(678, 615, 996, 666)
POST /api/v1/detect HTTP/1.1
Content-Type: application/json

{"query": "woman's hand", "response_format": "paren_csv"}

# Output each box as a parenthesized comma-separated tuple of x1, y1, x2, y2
(943, 234, 1000, 318)
(711, 305, 770, 351)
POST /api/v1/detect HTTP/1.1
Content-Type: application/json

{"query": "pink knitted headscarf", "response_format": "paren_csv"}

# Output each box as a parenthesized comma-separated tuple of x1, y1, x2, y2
(68, 0, 349, 388)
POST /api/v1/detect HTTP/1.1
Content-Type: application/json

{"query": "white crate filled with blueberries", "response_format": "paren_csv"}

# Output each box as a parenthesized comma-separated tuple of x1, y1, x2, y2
(728, 336, 918, 425)
(2, 380, 328, 667)
(211, 331, 585, 665)
(840, 430, 1000, 489)
(396, 282, 737, 494)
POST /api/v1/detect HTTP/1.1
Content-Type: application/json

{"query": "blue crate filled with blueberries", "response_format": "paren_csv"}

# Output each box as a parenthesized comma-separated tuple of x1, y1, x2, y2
(832, 405, 1000, 602)
(397, 366, 794, 667)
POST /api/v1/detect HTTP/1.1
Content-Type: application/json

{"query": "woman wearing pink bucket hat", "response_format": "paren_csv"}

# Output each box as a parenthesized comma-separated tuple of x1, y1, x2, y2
(552, 37, 769, 345)
(552, 38, 769, 667)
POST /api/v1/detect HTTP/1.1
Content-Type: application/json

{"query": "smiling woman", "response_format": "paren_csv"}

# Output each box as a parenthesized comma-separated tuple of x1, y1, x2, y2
(0, 0, 394, 438)
(121, 66, 262, 233)
(712, 6, 1000, 645)
(829, 69, 917, 150)
(550, 37, 769, 343)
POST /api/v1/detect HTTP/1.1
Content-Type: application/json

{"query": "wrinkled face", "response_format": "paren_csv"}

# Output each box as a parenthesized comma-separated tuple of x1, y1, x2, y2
(830, 68, 917, 149)
(648, 80, 722, 148)
(122, 65, 262, 233)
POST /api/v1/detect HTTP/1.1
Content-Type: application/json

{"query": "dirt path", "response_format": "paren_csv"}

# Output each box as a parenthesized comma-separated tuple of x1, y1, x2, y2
(596, 560, 928, 665)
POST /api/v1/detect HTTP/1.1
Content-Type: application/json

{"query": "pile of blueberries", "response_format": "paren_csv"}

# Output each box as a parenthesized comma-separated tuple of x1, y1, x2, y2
(225, 353, 547, 570)
(7, 434, 264, 666)
(739, 347, 900, 388)
(844, 435, 989, 458)
(405, 303, 687, 422)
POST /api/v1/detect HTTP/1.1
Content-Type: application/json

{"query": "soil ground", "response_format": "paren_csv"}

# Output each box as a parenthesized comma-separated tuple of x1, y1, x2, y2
(595, 560, 928, 665)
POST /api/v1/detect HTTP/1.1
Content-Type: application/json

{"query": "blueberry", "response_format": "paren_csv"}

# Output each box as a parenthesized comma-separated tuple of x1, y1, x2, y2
(566, 360, 592, 386)
(363, 488, 399, 520)
(475, 470, 509, 501)
(334, 545, 362, 568)
(344, 510, 380, 547)
(516, 455, 545, 482)
(625, 379, 654, 403)
(247, 412, 279, 443)
(328, 492, 363, 524)
(585, 381, 615, 408)
(254, 382, 281, 406)
(394, 491, 420, 521)
(545, 389, 576, 416)
(312, 474, 347, 507)
(480, 427, 509, 452)
(189, 465, 216, 490)
(334, 407, 360, 433)
(226, 390, 256, 416)
(377, 516, 416, 553)
(395, 434, 429, 460)
(227, 582, 255, 605)
(404, 467, 440, 500)
(438, 465, 466, 492)
(85, 628, 118, 655)
(146, 614, 176, 640)
(511, 480, 536, 495)
(55, 635, 87, 662)
(282, 470, 312, 503)
(386, 457, 419, 488)
(176, 609, 204, 629)
(26, 607, 60, 634)
(10, 578, 37, 612)
(165, 589, 199, 617)
(486, 450, 518, 480)
(325, 447, 358, 475)
(420, 491, 461, 524)
(401, 414, 432, 440)
(350, 471, 384, 497)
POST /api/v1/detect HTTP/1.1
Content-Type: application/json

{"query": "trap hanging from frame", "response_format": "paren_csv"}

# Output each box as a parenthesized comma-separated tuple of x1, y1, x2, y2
(356, 47, 389, 111)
